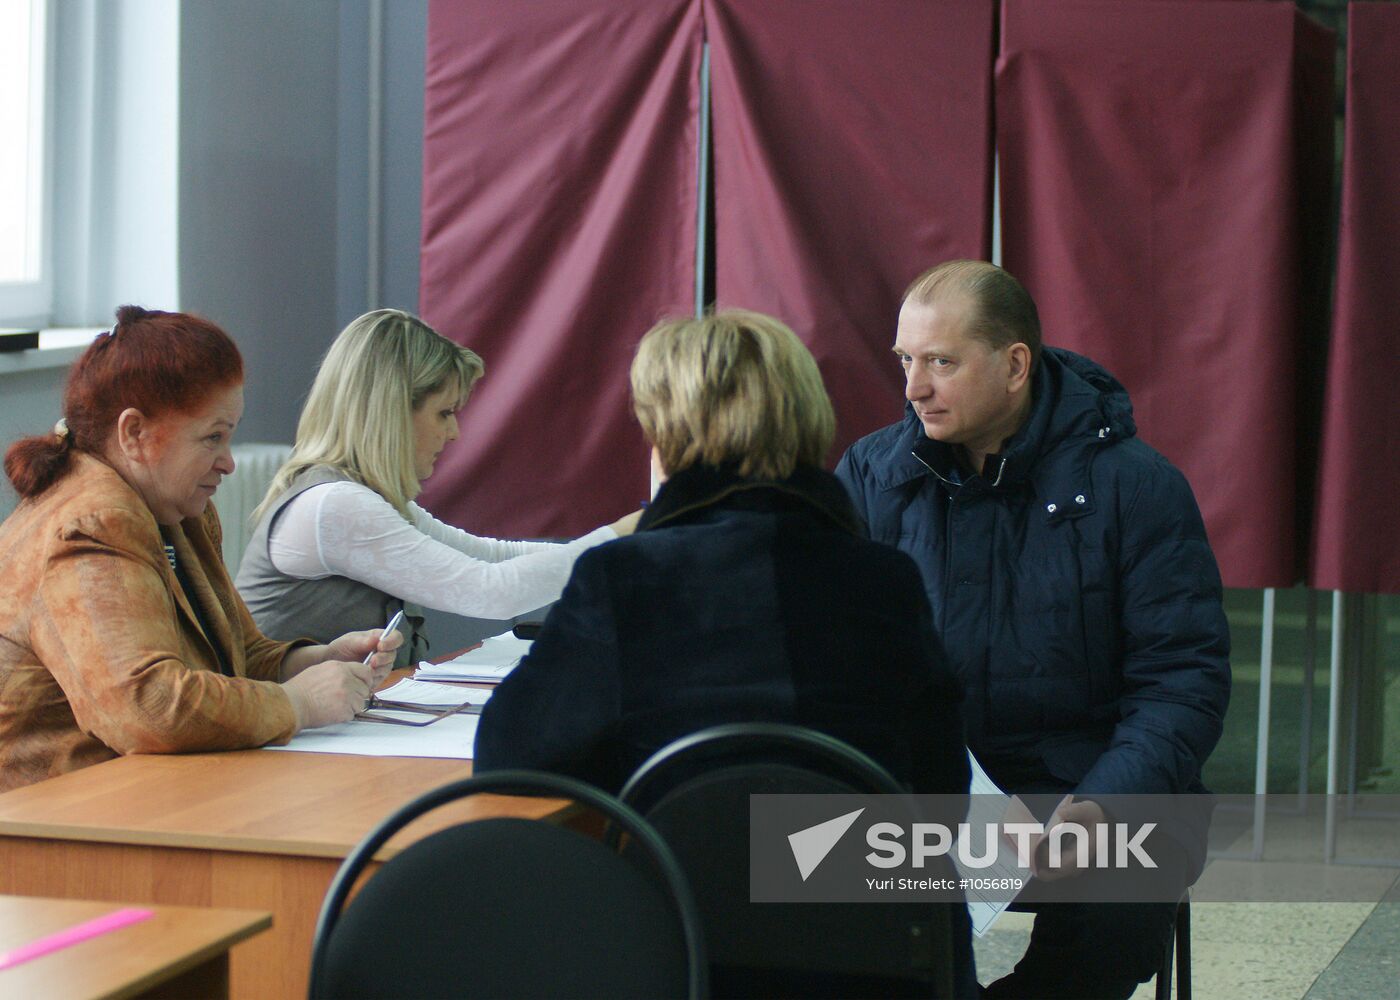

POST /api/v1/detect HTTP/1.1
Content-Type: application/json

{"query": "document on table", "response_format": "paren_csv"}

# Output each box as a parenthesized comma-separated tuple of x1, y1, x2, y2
(413, 630, 533, 682)
(375, 677, 492, 708)
(957, 751, 1029, 936)
(261, 711, 479, 759)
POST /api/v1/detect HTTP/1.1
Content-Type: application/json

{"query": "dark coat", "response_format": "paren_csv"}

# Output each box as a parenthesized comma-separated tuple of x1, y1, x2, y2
(474, 463, 970, 799)
(836, 348, 1231, 811)
(475, 463, 978, 998)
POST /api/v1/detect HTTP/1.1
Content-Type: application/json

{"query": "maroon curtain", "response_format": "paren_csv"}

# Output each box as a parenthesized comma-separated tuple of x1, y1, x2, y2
(419, 0, 701, 536)
(997, 0, 1333, 589)
(706, 0, 996, 460)
(1311, 2, 1400, 594)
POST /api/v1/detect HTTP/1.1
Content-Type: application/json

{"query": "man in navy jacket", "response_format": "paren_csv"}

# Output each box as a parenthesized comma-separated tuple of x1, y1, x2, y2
(836, 260, 1230, 999)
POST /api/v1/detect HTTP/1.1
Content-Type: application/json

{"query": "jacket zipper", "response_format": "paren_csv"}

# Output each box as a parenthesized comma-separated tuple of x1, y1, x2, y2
(910, 451, 1008, 488)
(912, 449, 995, 738)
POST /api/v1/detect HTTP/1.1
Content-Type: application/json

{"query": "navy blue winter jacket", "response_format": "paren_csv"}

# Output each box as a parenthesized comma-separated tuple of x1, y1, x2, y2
(836, 348, 1231, 807)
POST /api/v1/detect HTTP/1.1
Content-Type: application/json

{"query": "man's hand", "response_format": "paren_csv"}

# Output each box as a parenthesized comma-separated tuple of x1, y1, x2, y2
(1031, 795, 1107, 881)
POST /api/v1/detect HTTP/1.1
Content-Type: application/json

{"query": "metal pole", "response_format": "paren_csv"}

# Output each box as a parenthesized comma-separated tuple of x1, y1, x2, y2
(366, 0, 384, 310)
(1325, 591, 1344, 862)
(1346, 631, 1361, 817)
(1298, 588, 1317, 811)
(1252, 587, 1275, 859)
(693, 43, 710, 317)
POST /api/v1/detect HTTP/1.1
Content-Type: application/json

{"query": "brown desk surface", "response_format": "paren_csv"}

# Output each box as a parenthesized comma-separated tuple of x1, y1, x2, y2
(0, 894, 270, 1000)
(0, 750, 571, 999)
(0, 749, 564, 859)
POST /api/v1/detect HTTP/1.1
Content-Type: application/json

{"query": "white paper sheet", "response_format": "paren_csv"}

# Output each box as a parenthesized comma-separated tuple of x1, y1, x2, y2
(414, 661, 515, 682)
(375, 677, 493, 708)
(261, 711, 479, 759)
(478, 631, 534, 657)
(413, 630, 533, 682)
(958, 750, 1025, 936)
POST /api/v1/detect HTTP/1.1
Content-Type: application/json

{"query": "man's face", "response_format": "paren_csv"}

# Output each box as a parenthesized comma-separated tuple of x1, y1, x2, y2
(894, 296, 1025, 458)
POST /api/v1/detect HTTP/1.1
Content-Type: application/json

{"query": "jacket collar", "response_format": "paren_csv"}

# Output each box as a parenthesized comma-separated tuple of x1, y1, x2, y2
(910, 358, 1059, 491)
(868, 409, 935, 492)
(639, 462, 862, 536)
(73, 452, 233, 663)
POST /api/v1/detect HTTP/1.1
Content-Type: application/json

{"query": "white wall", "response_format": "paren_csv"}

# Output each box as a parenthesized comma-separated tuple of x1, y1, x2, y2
(176, 0, 428, 444)
(335, 0, 428, 329)
(0, 362, 69, 521)
(2, 0, 430, 504)
(177, 0, 341, 445)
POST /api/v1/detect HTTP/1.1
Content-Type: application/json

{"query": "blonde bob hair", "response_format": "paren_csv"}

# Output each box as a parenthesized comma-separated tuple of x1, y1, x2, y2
(631, 309, 835, 480)
(255, 309, 484, 522)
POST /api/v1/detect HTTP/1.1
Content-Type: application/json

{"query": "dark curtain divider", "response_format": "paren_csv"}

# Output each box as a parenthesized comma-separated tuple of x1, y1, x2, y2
(1310, 2, 1400, 594)
(706, 0, 996, 461)
(997, 0, 1333, 589)
(418, 0, 701, 537)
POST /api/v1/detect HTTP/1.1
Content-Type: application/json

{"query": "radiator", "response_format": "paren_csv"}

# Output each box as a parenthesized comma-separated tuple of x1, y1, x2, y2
(216, 442, 292, 578)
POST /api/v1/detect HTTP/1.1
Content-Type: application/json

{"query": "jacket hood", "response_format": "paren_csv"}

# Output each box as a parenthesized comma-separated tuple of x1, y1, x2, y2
(1048, 347, 1136, 443)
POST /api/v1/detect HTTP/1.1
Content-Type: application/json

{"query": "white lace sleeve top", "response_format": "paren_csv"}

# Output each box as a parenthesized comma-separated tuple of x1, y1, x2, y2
(266, 481, 617, 620)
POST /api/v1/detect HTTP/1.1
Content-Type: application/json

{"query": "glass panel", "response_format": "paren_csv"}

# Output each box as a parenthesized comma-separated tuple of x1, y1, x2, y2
(0, 0, 44, 286)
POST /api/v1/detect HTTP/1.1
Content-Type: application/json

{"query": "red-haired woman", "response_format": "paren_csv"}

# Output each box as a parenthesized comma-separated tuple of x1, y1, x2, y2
(0, 306, 400, 792)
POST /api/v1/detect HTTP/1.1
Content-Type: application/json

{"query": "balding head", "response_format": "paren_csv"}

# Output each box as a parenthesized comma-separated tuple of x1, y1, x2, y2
(903, 260, 1042, 374)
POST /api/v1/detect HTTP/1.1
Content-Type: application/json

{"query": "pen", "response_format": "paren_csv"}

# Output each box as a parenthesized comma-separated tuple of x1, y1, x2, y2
(361, 609, 406, 714)
(364, 609, 406, 664)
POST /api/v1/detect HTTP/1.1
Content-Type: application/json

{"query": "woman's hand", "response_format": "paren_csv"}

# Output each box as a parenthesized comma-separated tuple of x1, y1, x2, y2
(282, 627, 404, 686)
(325, 627, 405, 686)
(609, 509, 645, 536)
(281, 660, 376, 731)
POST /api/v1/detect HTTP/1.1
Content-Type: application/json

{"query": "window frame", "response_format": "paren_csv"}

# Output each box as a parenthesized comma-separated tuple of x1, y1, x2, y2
(0, 0, 54, 326)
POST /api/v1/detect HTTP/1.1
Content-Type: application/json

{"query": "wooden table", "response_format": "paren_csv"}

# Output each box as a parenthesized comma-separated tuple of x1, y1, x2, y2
(0, 751, 569, 999)
(0, 894, 269, 999)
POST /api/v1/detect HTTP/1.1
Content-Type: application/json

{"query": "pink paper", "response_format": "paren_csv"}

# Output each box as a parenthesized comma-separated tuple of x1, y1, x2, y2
(0, 907, 155, 970)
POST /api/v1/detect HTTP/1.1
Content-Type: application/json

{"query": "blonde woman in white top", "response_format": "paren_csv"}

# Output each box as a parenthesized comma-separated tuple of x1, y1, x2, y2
(236, 309, 640, 661)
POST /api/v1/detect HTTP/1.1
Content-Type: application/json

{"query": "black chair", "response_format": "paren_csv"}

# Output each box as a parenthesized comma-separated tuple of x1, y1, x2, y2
(308, 770, 707, 999)
(1154, 890, 1191, 1000)
(618, 723, 962, 999)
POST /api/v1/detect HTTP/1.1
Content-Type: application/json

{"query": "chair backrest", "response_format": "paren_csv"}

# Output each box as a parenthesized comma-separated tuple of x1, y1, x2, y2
(218, 441, 291, 577)
(309, 770, 707, 999)
(619, 723, 960, 999)
(620, 722, 908, 811)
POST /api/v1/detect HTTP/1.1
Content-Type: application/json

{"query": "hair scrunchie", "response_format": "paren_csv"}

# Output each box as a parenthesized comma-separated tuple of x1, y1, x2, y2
(53, 417, 72, 447)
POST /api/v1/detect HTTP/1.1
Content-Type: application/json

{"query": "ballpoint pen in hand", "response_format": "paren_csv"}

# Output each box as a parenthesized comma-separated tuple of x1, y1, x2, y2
(364, 609, 406, 665)
(362, 609, 405, 710)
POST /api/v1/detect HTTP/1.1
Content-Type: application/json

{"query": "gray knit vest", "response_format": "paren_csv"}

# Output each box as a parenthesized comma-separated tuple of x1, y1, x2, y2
(235, 466, 428, 667)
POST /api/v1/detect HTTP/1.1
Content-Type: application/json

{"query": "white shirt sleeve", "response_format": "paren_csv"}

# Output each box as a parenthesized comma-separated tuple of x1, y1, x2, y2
(267, 481, 617, 620)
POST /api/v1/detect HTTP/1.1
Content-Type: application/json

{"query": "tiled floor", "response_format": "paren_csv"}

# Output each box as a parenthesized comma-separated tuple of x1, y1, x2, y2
(973, 811, 1400, 998)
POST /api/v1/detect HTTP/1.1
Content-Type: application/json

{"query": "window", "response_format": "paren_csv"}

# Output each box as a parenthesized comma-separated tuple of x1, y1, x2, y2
(0, 0, 49, 323)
